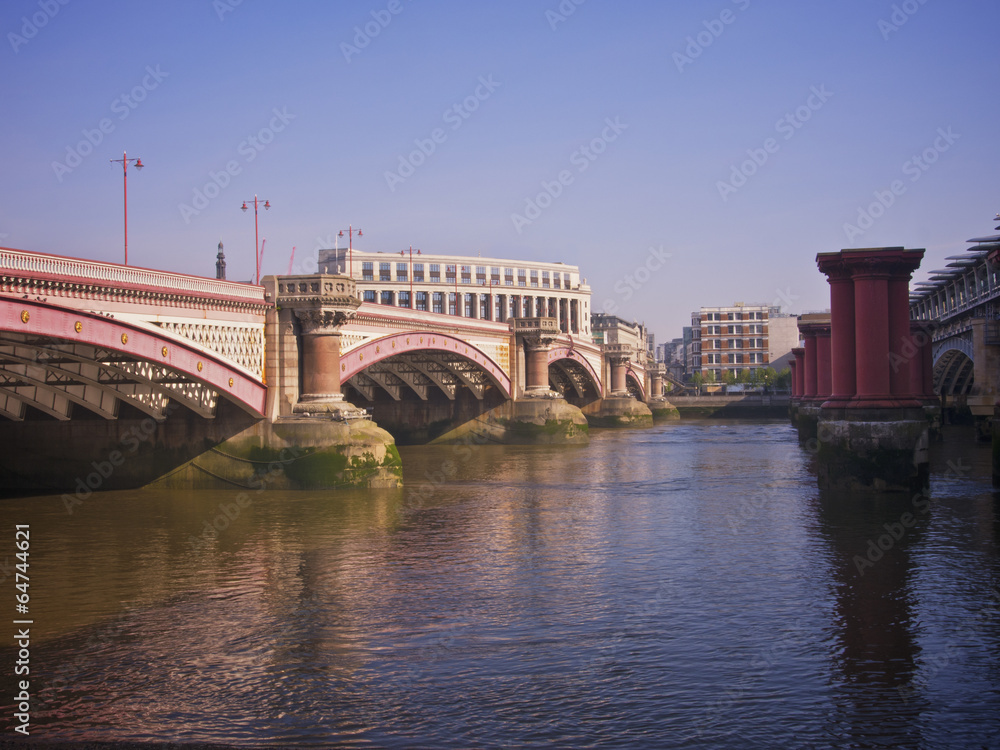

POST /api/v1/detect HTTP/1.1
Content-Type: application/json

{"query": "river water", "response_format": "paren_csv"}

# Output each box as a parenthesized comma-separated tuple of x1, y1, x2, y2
(1, 420, 998, 748)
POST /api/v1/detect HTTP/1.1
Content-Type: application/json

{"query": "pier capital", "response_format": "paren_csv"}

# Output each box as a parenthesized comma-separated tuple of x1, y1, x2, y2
(294, 307, 357, 335)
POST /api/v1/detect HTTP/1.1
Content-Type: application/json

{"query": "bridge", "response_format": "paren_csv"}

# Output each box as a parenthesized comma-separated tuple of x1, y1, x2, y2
(0, 248, 669, 493)
(909, 218, 1000, 424)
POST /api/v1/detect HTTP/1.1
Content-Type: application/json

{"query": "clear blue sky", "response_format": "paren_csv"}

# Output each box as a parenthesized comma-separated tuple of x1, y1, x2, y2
(2, 0, 997, 342)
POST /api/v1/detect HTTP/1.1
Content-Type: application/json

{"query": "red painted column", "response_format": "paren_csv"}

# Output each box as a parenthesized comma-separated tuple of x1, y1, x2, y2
(525, 344, 551, 391)
(851, 263, 893, 404)
(912, 321, 935, 400)
(792, 347, 805, 398)
(610, 357, 629, 396)
(815, 326, 832, 399)
(789, 359, 799, 398)
(817, 257, 856, 405)
(801, 327, 818, 399)
(301, 332, 342, 398)
(909, 321, 927, 401)
(888, 271, 918, 403)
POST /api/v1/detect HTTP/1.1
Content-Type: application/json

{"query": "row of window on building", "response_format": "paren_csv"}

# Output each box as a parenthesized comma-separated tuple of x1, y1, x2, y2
(703, 311, 767, 321)
(703, 324, 766, 335)
(361, 262, 573, 289)
(704, 353, 767, 365)
(360, 289, 582, 332)
(701, 338, 767, 349)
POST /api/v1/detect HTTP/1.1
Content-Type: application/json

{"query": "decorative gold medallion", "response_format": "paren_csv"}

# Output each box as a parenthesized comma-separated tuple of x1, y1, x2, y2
(161, 346, 168, 357)
(121, 333, 128, 345)
(20, 310, 29, 324)
(229, 378, 234, 387)
(197, 361, 203, 372)
(74, 321, 82, 333)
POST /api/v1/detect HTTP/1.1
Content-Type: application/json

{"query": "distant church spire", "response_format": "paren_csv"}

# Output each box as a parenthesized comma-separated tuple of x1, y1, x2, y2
(216, 240, 226, 280)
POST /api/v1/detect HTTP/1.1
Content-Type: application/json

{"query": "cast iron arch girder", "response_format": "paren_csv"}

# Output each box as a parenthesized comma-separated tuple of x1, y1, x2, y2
(0, 343, 168, 419)
(340, 331, 511, 398)
(0, 297, 266, 419)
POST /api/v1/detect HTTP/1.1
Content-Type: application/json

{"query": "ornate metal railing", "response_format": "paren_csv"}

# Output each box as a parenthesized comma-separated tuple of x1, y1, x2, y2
(0, 247, 264, 303)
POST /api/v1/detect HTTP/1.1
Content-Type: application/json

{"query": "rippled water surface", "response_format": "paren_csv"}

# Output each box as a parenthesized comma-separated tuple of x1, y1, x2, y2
(1, 420, 998, 748)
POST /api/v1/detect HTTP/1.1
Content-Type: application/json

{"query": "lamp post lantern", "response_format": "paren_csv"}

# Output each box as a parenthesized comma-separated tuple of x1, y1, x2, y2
(109, 151, 143, 265)
(240, 195, 270, 285)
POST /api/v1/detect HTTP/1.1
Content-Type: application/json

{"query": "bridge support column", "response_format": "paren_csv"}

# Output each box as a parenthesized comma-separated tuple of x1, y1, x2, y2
(648, 364, 679, 420)
(582, 343, 653, 427)
(292, 308, 367, 419)
(813, 248, 928, 493)
(819, 259, 857, 407)
(797, 316, 830, 440)
(790, 347, 805, 425)
(499, 317, 589, 443)
(198, 273, 405, 490)
(610, 354, 629, 397)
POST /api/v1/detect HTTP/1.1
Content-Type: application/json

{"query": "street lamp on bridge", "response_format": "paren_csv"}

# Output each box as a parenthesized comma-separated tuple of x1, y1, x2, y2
(339, 225, 363, 276)
(399, 245, 420, 308)
(240, 195, 270, 285)
(109, 151, 143, 265)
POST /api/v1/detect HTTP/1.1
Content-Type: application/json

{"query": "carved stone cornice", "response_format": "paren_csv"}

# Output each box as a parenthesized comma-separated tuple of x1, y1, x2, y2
(276, 274, 361, 308)
(513, 316, 560, 350)
(604, 343, 634, 366)
(294, 308, 357, 335)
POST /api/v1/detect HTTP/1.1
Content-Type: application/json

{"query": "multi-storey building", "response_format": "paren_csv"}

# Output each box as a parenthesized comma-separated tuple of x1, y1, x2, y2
(694, 303, 779, 380)
(318, 248, 592, 336)
(766, 312, 801, 371)
(686, 316, 701, 377)
(591, 313, 648, 354)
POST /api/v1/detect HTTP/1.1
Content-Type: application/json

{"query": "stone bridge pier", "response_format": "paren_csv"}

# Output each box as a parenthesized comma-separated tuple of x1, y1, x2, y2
(813, 248, 929, 492)
(647, 364, 680, 420)
(581, 343, 653, 427)
(186, 274, 405, 489)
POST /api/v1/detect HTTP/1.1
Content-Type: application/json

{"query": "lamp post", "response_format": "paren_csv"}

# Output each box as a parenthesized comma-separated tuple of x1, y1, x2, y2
(109, 151, 143, 265)
(338, 225, 363, 277)
(399, 246, 420, 308)
(240, 195, 270, 285)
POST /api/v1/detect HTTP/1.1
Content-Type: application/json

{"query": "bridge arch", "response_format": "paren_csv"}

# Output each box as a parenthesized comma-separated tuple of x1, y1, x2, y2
(0, 298, 267, 420)
(547, 346, 602, 402)
(341, 331, 511, 402)
(933, 346, 974, 396)
(626, 368, 646, 400)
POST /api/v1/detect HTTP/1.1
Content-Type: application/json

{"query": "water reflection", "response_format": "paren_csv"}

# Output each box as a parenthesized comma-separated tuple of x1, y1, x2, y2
(0, 421, 996, 747)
